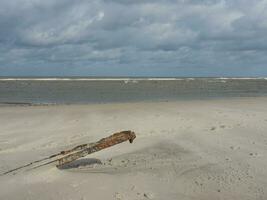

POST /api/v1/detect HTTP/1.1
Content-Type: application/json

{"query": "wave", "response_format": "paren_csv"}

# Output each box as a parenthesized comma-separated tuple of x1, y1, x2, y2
(0, 78, 182, 81)
(215, 77, 267, 80)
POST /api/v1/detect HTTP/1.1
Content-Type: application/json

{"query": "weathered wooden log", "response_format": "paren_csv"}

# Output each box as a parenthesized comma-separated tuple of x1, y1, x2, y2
(1, 130, 136, 175)
(57, 130, 136, 167)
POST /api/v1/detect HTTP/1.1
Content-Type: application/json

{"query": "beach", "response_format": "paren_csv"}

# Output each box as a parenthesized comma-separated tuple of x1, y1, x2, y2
(0, 97, 267, 200)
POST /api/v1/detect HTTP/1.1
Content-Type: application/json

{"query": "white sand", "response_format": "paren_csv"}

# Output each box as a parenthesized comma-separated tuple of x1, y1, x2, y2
(0, 98, 267, 200)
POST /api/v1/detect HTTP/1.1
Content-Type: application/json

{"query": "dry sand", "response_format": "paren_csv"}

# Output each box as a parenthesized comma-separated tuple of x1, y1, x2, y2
(0, 98, 267, 200)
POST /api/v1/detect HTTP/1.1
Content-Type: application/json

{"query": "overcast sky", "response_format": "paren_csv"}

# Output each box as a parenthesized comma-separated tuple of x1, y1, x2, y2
(0, 0, 267, 77)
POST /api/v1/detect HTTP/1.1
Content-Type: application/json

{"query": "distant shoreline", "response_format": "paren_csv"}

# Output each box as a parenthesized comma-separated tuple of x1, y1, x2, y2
(0, 77, 267, 81)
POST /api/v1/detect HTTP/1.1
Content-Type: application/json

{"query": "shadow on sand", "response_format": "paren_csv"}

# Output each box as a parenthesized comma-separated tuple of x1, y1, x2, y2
(58, 158, 102, 169)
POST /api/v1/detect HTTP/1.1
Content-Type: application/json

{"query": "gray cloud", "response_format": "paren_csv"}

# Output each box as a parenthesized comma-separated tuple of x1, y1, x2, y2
(0, 0, 267, 76)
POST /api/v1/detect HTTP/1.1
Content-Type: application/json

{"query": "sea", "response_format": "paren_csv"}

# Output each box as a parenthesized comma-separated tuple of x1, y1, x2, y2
(0, 77, 267, 105)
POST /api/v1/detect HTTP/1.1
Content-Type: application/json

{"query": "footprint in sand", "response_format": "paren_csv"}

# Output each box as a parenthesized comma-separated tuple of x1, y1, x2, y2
(210, 127, 216, 131)
(114, 192, 123, 200)
(230, 146, 240, 150)
(143, 192, 154, 199)
(220, 125, 226, 129)
(210, 124, 227, 131)
(249, 152, 258, 157)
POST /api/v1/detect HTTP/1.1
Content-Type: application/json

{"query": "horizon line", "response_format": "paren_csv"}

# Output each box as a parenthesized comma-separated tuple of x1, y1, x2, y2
(0, 77, 267, 81)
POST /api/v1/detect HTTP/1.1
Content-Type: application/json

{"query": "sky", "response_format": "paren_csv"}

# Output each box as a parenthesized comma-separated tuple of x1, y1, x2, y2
(0, 0, 267, 77)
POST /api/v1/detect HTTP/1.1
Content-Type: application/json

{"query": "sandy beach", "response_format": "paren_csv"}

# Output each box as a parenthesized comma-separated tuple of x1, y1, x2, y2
(0, 97, 267, 200)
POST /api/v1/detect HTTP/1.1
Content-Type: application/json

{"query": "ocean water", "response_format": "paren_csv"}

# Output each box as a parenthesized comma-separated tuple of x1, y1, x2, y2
(0, 78, 267, 104)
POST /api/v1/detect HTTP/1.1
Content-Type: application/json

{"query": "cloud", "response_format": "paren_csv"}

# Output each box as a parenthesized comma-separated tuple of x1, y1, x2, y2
(0, 0, 267, 76)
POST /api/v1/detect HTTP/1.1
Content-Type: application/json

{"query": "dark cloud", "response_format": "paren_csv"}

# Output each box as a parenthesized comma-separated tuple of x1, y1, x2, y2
(0, 0, 267, 76)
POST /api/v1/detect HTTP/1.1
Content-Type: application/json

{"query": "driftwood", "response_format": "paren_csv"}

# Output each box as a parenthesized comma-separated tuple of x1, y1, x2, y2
(1, 130, 136, 175)
(57, 130, 136, 167)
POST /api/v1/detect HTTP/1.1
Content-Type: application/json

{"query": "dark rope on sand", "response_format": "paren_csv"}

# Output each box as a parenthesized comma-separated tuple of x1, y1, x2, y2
(0, 143, 92, 176)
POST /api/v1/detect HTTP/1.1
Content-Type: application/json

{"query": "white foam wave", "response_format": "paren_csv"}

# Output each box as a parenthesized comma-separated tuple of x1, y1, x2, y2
(216, 77, 267, 80)
(0, 78, 184, 81)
